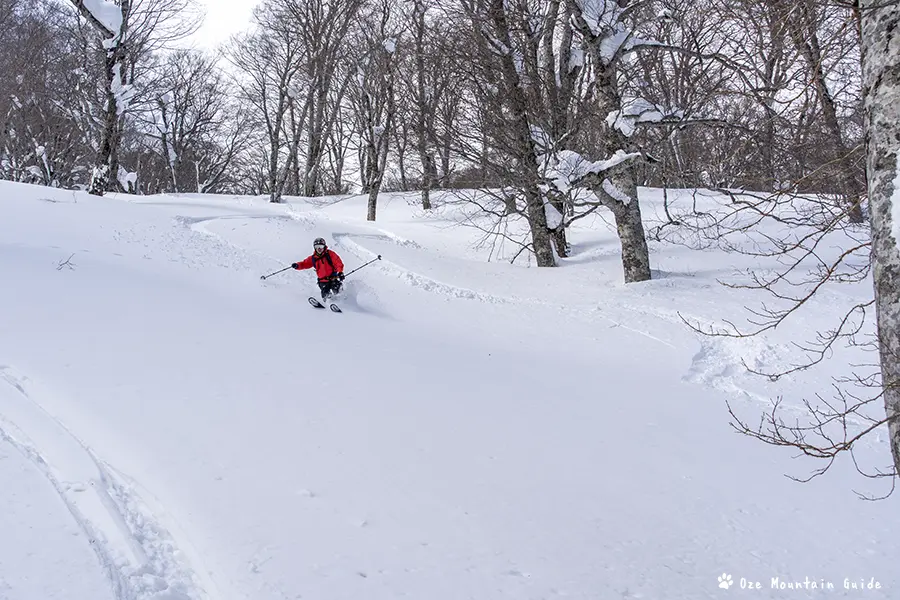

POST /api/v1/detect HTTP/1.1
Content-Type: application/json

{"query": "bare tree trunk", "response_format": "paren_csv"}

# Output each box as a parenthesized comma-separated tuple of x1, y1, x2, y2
(601, 177, 652, 282)
(267, 89, 287, 202)
(540, 0, 561, 125)
(760, 2, 787, 191)
(439, 143, 450, 187)
(91, 65, 123, 195)
(367, 142, 387, 220)
(274, 96, 309, 201)
(268, 135, 281, 202)
(787, 0, 865, 223)
(107, 114, 125, 193)
(366, 126, 388, 220)
(393, 120, 410, 191)
(548, 191, 568, 257)
(859, 0, 900, 475)
(157, 97, 178, 192)
(413, 0, 433, 209)
(538, 0, 578, 259)
(485, 0, 555, 267)
(553, 0, 578, 138)
(70, 0, 132, 196)
(266, 85, 292, 203)
(303, 89, 326, 196)
(398, 154, 408, 191)
(367, 191, 378, 220)
(279, 0, 362, 197)
(571, 6, 651, 282)
(367, 103, 393, 221)
(479, 117, 489, 186)
(287, 99, 301, 196)
(327, 115, 349, 194)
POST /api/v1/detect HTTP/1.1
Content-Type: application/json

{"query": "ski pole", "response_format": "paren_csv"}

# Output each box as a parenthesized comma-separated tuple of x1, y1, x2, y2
(260, 265, 293, 280)
(343, 254, 382, 278)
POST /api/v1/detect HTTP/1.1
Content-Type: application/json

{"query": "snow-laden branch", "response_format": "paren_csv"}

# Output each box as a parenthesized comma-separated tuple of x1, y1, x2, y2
(572, 0, 661, 65)
(111, 63, 135, 116)
(71, 0, 124, 41)
(607, 98, 685, 137)
(541, 148, 642, 196)
(576, 0, 624, 39)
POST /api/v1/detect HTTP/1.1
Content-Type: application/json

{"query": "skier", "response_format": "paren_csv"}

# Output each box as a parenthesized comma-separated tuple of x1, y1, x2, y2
(291, 237, 345, 301)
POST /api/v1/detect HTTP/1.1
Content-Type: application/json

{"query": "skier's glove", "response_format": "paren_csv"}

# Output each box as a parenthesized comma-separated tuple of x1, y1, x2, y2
(291, 262, 300, 269)
(336, 272, 345, 281)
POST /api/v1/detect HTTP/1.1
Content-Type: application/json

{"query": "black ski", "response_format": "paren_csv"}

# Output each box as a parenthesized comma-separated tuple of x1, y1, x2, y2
(308, 297, 342, 313)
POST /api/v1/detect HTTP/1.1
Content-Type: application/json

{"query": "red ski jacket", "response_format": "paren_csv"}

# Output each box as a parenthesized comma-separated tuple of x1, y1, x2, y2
(294, 249, 344, 281)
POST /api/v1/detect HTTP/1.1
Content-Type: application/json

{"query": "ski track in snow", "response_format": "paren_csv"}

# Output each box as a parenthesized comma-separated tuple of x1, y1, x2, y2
(0, 365, 207, 600)
(332, 232, 513, 305)
(331, 231, 687, 349)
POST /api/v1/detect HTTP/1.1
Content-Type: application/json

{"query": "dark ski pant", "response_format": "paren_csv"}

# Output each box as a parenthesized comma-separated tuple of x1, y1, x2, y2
(318, 278, 342, 300)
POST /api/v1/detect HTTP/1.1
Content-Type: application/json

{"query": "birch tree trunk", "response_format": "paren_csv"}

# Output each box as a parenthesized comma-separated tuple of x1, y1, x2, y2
(760, 2, 787, 191)
(483, 0, 556, 267)
(267, 107, 283, 202)
(365, 73, 395, 221)
(302, 86, 327, 196)
(859, 0, 900, 475)
(595, 172, 652, 282)
(413, 0, 433, 210)
(367, 118, 392, 221)
(156, 97, 178, 192)
(571, 4, 651, 282)
(274, 95, 309, 202)
(70, 0, 132, 196)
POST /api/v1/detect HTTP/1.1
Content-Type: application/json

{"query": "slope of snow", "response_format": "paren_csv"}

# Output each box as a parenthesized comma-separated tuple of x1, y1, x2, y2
(0, 181, 897, 600)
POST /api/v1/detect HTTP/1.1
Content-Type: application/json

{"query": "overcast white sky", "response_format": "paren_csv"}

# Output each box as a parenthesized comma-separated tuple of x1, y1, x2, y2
(186, 0, 262, 49)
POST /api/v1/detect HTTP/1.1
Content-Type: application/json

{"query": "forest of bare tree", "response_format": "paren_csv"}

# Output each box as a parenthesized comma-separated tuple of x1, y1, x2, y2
(1, 0, 878, 271)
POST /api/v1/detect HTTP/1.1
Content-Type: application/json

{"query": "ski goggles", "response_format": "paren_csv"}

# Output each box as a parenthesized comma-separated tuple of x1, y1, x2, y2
(314, 244, 326, 251)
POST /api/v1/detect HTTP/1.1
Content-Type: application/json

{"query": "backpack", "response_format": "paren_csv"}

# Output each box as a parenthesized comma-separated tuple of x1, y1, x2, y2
(312, 249, 335, 276)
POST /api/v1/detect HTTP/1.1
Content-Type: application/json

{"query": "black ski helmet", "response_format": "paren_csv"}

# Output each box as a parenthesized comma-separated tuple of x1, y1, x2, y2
(313, 237, 326, 248)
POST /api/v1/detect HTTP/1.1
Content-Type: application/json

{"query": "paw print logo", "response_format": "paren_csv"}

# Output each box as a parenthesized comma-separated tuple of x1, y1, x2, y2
(718, 573, 733, 589)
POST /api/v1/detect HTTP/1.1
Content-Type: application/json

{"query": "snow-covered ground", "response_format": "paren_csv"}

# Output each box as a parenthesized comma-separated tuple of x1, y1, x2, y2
(0, 181, 896, 600)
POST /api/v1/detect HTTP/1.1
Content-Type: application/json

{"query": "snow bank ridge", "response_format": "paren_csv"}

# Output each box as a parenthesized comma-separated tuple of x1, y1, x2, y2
(333, 233, 512, 304)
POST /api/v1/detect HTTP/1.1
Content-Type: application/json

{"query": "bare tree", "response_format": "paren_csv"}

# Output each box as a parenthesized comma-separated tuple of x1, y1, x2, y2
(0, 1, 89, 187)
(280, 0, 364, 197)
(780, 0, 866, 222)
(61, 0, 201, 194)
(457, 0, 557, 266)
(137, 50, 248, 193)
(226, 5, 304, 203)
(68, 0, 133, 195)
(410, 0, 435, 208)
(347, 0, 400, 221)
(657, 0, 899, 497)
(454, 0, 718, 277)
(323, 86, 353, 194)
